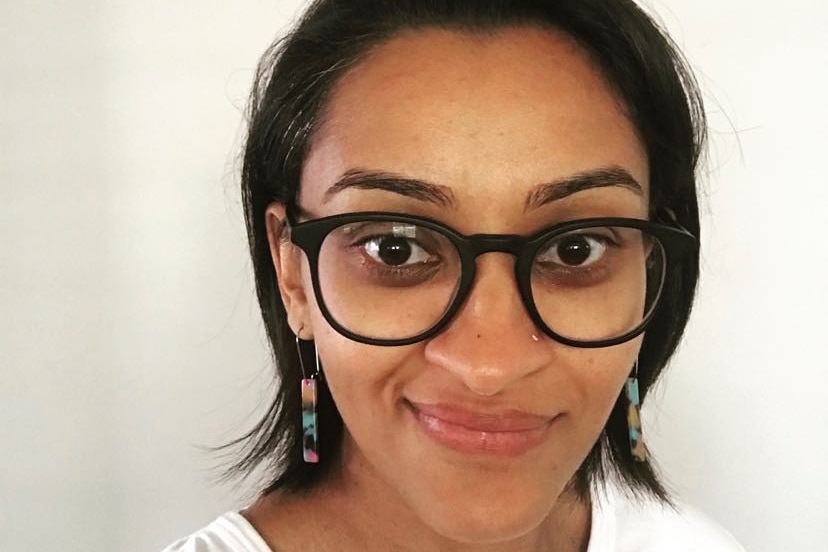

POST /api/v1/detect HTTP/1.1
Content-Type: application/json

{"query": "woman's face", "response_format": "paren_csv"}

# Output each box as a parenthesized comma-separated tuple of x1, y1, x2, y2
(269, 26, 648, 544)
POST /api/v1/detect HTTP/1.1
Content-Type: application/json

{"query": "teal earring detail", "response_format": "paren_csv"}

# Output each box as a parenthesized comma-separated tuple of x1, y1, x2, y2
(625, 362, 647, 463)
(296, 332, 320, 464)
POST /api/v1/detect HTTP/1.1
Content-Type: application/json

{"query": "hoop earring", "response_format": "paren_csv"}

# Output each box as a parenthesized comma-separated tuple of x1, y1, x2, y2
(296, 331, 320, 464)
(625, 362, 647, 463)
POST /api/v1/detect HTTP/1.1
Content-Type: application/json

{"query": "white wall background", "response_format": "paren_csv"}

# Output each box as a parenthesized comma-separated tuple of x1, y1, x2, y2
(1, 1, 825, 551)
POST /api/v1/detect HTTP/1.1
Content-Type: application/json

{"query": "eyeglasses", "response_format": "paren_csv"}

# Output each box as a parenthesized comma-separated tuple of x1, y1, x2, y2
(285, 210, 696, 348)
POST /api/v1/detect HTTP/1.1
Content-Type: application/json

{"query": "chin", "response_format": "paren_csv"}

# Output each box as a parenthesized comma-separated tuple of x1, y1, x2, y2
(410, 486, 555, 545)
(427, 506, 547, 545)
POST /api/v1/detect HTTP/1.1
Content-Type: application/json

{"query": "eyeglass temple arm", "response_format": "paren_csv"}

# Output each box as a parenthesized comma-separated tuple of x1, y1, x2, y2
(656, 207, 695, 236)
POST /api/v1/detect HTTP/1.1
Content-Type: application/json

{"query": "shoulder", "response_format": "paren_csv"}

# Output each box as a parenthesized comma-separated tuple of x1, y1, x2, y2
(589, 486, 746, 552)
(159, 512, 274, 552)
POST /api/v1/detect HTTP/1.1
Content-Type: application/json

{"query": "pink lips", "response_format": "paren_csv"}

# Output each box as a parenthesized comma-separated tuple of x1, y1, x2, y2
(406, 401, 557, 457)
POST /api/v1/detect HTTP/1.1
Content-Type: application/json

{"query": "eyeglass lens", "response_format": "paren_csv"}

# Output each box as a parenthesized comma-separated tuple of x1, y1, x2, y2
(315, 219, 664, 343)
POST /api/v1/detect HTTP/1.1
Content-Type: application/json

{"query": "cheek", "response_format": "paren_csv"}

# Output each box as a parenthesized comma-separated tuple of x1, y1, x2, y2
(567, 343, 640, 440)
(312, 315, 415, 431)
(303, 258, 418, 418)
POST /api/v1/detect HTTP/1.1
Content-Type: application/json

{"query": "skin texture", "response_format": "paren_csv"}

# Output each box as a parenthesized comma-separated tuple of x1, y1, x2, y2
(248, 26, 650, 552)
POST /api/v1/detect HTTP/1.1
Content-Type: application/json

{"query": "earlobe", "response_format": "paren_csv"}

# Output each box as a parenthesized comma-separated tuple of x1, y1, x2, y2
(265, 203, 312, 337)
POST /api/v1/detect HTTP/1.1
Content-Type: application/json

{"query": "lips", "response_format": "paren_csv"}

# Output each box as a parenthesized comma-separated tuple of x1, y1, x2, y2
(405, 401, 558, 457)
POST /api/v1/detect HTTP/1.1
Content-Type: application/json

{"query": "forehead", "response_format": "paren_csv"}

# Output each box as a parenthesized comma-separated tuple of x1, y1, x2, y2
(301, 26, 648, 220)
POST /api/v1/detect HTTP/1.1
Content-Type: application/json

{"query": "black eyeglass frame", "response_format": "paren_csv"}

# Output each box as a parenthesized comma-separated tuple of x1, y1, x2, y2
(284, 210, 697, 348)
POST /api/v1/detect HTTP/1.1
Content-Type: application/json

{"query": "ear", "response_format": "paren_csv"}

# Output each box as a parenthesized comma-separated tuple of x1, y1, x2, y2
(265, 203, 313, 339)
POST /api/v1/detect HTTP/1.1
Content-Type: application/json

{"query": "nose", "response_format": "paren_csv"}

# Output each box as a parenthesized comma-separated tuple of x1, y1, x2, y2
(423, 254, 550, 396)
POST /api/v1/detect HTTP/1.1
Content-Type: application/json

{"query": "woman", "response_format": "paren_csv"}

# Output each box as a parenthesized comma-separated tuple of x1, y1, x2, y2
(164, 0, 745, 550)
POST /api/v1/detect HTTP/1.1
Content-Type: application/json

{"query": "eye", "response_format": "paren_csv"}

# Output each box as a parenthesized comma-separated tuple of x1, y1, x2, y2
(537, 232, 610, 268)
(362, 235, 433, 267)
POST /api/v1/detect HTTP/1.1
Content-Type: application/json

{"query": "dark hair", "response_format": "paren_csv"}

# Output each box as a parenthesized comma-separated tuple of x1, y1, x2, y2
(226, 0, 706, 504)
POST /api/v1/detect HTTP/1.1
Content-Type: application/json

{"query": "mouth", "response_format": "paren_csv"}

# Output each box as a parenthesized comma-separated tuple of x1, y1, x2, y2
(404, 400, 559, 457)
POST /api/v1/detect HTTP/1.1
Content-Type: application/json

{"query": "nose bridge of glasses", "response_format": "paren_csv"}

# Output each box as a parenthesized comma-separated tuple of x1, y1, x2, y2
(460, 234, 536, 331)
(466, 234, 524, 258)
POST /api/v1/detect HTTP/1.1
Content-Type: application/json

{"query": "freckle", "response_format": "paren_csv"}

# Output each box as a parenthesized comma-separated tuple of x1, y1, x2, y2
(477, 334, 481, 339)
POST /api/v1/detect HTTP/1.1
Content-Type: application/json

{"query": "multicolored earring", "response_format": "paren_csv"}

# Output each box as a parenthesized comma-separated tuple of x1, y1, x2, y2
(296, 332, 320, 464)
(625, 362, 648, 463)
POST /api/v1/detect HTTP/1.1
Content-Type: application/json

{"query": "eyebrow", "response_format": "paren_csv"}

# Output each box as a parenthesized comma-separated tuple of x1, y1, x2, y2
(324, 169, 456, 207)
(524, 167, 644, 210)
(323, 166, 643, 210)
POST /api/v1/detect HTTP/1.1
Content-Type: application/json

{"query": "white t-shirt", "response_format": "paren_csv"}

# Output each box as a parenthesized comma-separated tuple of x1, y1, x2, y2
(161, 487, 745, 552)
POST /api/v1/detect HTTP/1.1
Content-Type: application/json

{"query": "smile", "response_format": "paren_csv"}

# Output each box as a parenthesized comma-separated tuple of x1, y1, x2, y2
(405, 401, 559, 457)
